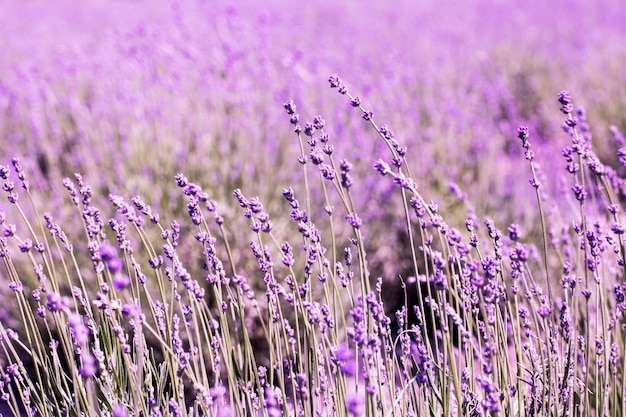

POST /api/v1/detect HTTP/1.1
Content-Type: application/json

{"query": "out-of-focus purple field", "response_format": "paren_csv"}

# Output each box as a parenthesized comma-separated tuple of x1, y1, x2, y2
(2, 0, 625, 279)
(1, 0, 626, 416)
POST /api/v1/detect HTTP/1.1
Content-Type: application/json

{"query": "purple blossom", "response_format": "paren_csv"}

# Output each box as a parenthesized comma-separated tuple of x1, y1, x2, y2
(374, 159, 391, 176)
(571, 184, 587, 201)
(312, 115, 325, 129)
(507, 224, 520, 241)
(3, 224, 16, 237)
(328, 74, 342, 88)
(112, 274, 131, 289)
(148, 255, 164, 269)
(333, 343, 356, 376)
(303, 122, 315, 137)
(350, 96, 361, 107)
(0, 165, 9, 180)
(345, 393, 364, 416)
(112, 404, 129, 417)
(263, 386, 283, 417)
(79, 352, 97, 378)
(345, 213, 362, 228)
(174, 173, 188, 188)
(309, 149, 324, 165)
(611, 223, 625, 235)
(7, 192, 18, 203)
(537, 303, 551, 317)
(67, 312, 90, 346)
(283, 100, 296, 115)
(46, 292, 69, 312)
(558, 90, 572, 105)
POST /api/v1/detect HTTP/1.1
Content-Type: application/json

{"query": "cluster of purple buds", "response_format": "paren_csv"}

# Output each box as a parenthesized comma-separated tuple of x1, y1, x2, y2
(98, 240, 131, 289)
(509, 242, 529, 285)
(517, 126, 535, 161)
(233, 190, 273, 233)
(477, 374, 502, 413)
(332, 343, 356, 376)
(263, 386, 283, 417)
(283, 99, 300, 126)
(46, 291, 70, 313)
(62, 177, 80, 206)
(559, 301, 571, 341)
(111, 404, 130, 417)
(99, 240, 122, 272)
(379, 124, 406, 165)
(507, 223, 520, 241)
(345, 393, 364, 416)
(558, 90, 574, 114)
(11, 158, 28, 191)
(0, 160, 26, 203)
(131, 196, 159, 224)
(340, 159, 353, 189)
(561, 146, 580, 175)
(328, 74, 348, 94)
(374, 159, 391, 176)
(67, 312, 90, 346)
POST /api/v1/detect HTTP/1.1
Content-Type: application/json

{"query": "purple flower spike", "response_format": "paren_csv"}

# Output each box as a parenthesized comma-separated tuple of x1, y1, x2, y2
(558, 90, 574, 114)
(346, 393, 364, 416)
(100, 240, 123, 272)
(112, 404, 130, 417)
(508, 224, 520, 241)
(67, 312, 89, 345)
(517, 126, 530, 148)
(374, 159, 391, 176)
(79, 353, 97, 378)
(0, 165, 9, 180)
(345, 213, 362, 228)
(312, 115, 325, 129)
(174, 173, 188, 188)
(557, 90, 572, 106)
(328, 74, 342, 88)
(112, 274, 131, 289)
(333, 343, 356, 376)
(149, 255, 164, 269)
(303, 122, 315, 137)
(3, 224, 16, 237)
(46, 292, 69, 312)
(282, 187, 295, 202)
(283, 100, 296, 115)
(18, 239, 33, 253)
(263, 386, 282, 417)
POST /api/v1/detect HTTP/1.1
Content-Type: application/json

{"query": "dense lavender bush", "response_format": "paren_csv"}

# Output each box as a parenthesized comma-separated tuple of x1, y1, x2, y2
(1, 0, 626, 416)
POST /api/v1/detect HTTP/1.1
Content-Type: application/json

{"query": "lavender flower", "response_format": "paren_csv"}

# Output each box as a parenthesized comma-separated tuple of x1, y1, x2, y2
(558, 90, 574, 114)
(46, 292, 69, 312)
(332, 343, 356, 376)
(112, 404, 130, 417)
(263, 386, 283, 417)
(79, 352, 97, 378)
(345, 393, 364, 416)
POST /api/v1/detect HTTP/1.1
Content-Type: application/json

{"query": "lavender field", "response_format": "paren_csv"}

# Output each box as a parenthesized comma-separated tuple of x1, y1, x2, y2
(1, 0, 626, 416)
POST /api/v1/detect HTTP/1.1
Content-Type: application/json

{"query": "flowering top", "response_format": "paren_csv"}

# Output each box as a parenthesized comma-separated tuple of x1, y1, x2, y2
(328, 74, 347, 94)
(517, 127, 529, 147)
(558, 90, 574, 114)
(283, 100, 296, 115)
(517, 126, 535, 161)
(328, 74, 342, 88)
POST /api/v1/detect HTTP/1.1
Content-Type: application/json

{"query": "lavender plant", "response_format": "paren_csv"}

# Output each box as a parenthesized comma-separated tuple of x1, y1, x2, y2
(2, 1, 626, 416)
(2, 73, 626, 416)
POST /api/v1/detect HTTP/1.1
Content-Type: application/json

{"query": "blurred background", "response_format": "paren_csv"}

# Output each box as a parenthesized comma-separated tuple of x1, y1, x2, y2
(0, 0, 625, 311)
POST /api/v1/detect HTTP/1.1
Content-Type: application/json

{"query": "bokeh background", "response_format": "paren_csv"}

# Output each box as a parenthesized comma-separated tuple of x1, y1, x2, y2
(1, 0, 626, 327)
